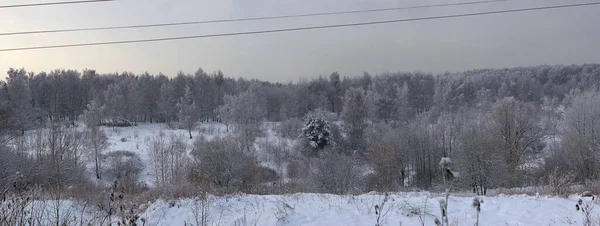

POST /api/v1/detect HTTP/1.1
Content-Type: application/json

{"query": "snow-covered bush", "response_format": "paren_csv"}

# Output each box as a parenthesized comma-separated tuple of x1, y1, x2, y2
(148, 132, 189, 188)
(190, 137, 259, 193)
(545, 168, 574, 197)
(312, 151, 363, 194)
(104, 151, 144, 193)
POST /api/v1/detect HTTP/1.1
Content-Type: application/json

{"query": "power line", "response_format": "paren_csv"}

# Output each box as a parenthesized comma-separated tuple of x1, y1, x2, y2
(0, 0, 114, 9)
(1, 1, 598, 52)
(0, 0, 514, 36)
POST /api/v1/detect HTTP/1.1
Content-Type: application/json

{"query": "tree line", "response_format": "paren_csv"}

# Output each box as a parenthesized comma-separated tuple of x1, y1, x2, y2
(1, 63, 600, 195)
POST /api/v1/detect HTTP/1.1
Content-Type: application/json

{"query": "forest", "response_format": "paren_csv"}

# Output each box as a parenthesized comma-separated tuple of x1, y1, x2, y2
(1, 63, 600, 225)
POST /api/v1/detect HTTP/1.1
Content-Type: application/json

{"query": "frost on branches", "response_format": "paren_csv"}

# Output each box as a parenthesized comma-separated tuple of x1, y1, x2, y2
(439, 157, 459, 182)
(301, 111, 332, 150)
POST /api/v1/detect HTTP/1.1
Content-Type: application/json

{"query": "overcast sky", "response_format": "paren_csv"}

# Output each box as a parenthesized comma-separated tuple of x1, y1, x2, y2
(0, 0, 599, 82)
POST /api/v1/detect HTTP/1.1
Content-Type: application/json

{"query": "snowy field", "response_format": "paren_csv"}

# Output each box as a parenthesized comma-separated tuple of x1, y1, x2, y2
(12, 193, 593, 226)
(138, 193, 595, 225)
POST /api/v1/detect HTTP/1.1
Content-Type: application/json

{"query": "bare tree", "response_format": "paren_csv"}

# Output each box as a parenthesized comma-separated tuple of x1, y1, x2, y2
(41, 123, 87, 189)
(148, 132, 189, 188)
(217, 84, 266, 151)
(178, 86, 199, 139)
(488, 97, 544, 172)
(455, 121, 506, 195)
(368, 136, 402, 191)
(83, 99, 108, 180)
(562, 89, 600, 180)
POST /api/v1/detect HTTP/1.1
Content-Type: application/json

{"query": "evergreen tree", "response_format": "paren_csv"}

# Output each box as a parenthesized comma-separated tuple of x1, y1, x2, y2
(301, 111, 332, 153)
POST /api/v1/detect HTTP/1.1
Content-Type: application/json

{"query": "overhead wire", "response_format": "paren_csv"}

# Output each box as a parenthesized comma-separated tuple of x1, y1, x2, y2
(0, 0, 513, 36)
(0, 0, 114, 9)
(1, 1, 598, 52)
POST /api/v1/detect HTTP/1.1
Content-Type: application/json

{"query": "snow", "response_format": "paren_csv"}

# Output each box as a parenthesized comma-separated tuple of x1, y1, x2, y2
(100, 123, 228, 187)
(7, 192, 597, 225)
(137, 193, 595, 226)
(12, 122, 599, 225)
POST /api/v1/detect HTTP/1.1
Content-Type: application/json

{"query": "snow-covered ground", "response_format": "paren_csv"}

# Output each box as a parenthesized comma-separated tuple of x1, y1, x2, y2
(6, 192, 595, 226)
(137, 193, 592, 226)
(12, 122, 595, 225)
(6, 192, 592, 226)
(100, 122, 294, 187)
(101, 123, 229, 186)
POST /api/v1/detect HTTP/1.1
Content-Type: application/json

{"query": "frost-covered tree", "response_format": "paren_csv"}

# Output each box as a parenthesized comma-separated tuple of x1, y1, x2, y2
(301, 111, 332, 154)
(489, 97, 544, 172)
(217, 84, 266, 150)
(366, 77, 408, 123)
(562, 89, 600, 180)
(103, 83, 126, 121)
(0, 93, 17, 144)
(455, 122, 505, 195)
(148, 132, 189, 188)
(125, 77, 144, 122)
(6, 68, 36, 134)
(327, 72, 342, 114)
(83, 99, 108, 179)
(157, 82, 175, 122)
(341, 87, 368, 151)
(83, 98, 104, 128)
(178, 86, 199, 139)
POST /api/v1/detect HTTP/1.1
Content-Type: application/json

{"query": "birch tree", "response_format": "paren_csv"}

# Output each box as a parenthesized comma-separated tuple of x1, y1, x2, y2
(178, 86, 199, 139)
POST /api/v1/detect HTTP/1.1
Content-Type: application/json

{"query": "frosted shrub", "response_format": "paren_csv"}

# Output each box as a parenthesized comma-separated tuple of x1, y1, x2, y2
(374, 194, 394, 226)
(437, 157, 459, 226)
(575, 197, 597, 226)
(546, 168, 574, 197)
(312, 151, 362, 194)
(190, 137, 259, 193)
(104, 151, 144, 193)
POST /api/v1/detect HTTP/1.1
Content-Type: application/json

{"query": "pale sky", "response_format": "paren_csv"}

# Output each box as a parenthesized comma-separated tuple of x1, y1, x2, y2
(0, 0, 599, 82)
